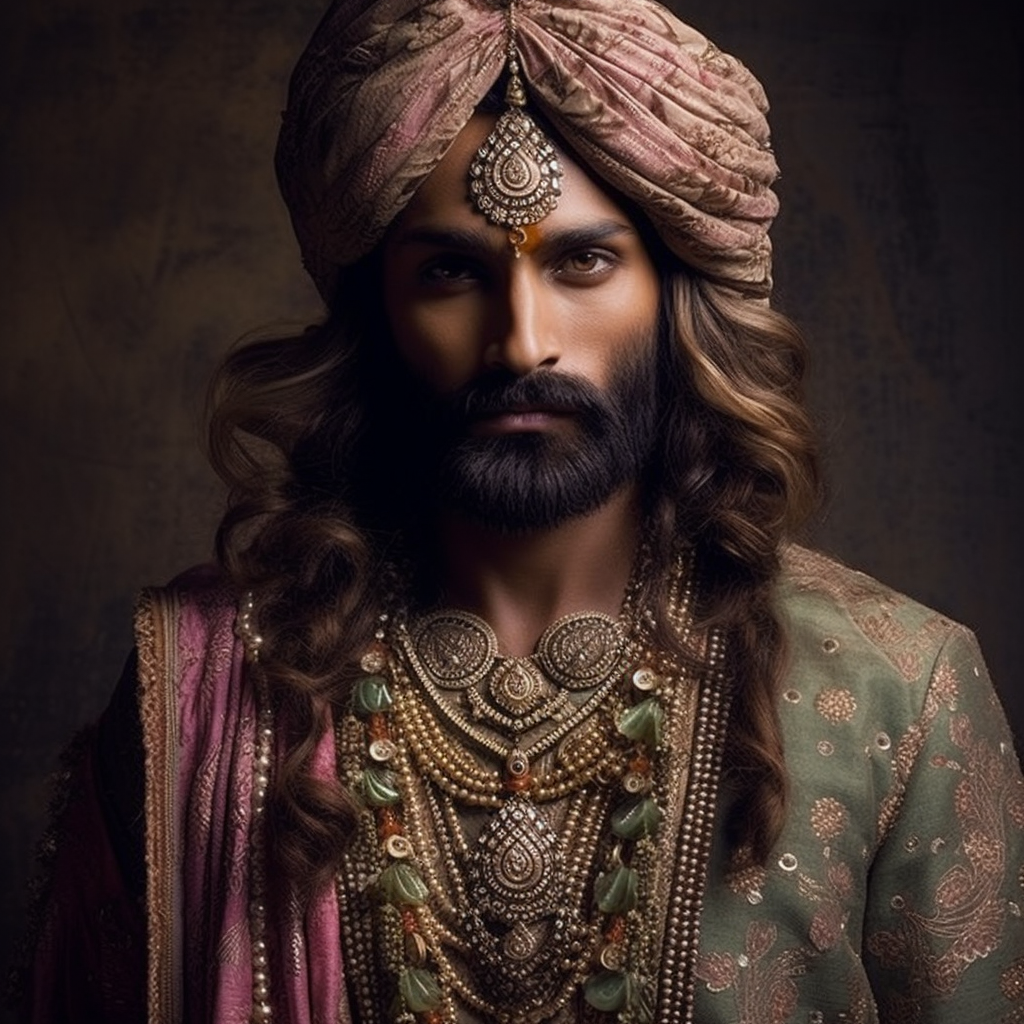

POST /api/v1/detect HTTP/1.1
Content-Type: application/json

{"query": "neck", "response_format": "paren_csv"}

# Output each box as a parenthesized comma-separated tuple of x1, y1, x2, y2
(430, 487, 642, 657)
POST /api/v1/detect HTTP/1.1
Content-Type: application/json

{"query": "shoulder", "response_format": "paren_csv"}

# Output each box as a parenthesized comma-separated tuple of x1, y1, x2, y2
(133, 563, 247, 720)
(771, 544, 1008, 771)
(135, 562, 241, 645)
(776, 543, 974, 693)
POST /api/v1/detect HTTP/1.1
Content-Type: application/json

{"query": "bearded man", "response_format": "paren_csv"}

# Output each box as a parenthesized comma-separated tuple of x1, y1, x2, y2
(12, 1, 1024, 1022)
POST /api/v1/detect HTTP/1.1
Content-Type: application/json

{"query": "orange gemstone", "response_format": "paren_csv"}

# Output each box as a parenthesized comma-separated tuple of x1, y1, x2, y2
(628, 754, 651, 774)
(367, 713, 390, 741)
(378, 807, 403, 839)
(401, 909, 418, 934)
(604, 915, 627, 944)
(421, 1013, 444, 1024)
(504, 772, 533, 793)
(379, 818, 404, 839)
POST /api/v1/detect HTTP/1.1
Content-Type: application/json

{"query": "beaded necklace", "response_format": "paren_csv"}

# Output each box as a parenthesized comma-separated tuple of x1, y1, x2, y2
(238, 551, 730, 1024)
(335, 555, 699, 1023)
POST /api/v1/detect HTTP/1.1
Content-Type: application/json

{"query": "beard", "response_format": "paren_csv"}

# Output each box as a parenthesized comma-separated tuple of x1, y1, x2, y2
(398, 335, 660, 533)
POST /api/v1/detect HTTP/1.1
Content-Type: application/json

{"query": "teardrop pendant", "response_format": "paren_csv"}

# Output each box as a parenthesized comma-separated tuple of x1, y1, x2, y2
(583, 970, 629, 1012)
(353, 674, 393, 714)
(359, 767, 400, 807)
(398, 966, 443, 1012)
(469, 109, 562, 233)
(378, 862, 429, 906)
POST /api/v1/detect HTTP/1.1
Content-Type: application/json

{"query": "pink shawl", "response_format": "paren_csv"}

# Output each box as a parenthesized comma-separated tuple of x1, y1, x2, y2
(135, 566, 351, 1024)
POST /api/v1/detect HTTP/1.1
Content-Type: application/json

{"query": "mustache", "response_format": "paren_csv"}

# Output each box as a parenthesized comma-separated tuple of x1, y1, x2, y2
(444, 369, 615, 422)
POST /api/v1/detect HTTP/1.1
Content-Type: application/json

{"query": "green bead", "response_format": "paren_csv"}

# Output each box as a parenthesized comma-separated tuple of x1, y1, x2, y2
(583, 970, 628, 1012)
(594, 864, 639, 914)
(617, 697, 665, 749)
(353, 674, 393, 714)
(398, 966, 442, 1012)
(360, 768, 400, 806)
(378, 862, 429, 906)
(611, 796, 661, 840)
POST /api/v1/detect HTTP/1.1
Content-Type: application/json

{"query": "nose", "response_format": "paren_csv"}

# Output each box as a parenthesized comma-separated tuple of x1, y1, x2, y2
(484, 264, 560, 375)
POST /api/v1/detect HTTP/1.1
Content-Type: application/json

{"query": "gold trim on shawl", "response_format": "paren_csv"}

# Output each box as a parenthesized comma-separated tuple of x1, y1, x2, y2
(135, 587, 183, 1024)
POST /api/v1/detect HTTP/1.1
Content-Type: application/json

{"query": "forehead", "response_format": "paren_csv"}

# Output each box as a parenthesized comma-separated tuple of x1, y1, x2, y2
(391, 113, 642, 240)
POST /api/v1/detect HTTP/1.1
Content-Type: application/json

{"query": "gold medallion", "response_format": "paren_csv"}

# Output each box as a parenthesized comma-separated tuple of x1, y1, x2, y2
(467, 2, 562, 256)
(468, 107, 562, 237)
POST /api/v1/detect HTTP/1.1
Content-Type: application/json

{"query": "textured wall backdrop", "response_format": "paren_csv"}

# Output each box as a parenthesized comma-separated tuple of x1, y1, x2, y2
(1, 0, 1019, 1005)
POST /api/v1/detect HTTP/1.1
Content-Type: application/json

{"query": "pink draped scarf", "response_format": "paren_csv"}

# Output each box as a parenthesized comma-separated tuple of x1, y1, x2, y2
(141, 567, 351, 1023)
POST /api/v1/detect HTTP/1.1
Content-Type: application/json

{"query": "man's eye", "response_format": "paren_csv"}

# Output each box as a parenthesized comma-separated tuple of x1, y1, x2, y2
(556, 250, 615, 277)
(419, 257, 481, 285)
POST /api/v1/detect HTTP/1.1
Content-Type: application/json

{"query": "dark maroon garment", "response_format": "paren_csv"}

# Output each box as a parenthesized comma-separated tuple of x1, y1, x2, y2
(12, 665, 147, 1024)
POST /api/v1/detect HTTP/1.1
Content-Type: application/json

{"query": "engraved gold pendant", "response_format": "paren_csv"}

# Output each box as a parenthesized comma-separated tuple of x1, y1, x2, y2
(468, 42, 562, 255)
(468, 108, 562, 243)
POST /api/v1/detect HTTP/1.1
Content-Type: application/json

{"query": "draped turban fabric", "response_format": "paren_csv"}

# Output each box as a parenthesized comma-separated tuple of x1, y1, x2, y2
(275, 0, 781, 301)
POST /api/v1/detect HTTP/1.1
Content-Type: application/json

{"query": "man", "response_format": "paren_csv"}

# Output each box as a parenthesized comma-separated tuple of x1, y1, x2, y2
(12, 0, 1024, 1021)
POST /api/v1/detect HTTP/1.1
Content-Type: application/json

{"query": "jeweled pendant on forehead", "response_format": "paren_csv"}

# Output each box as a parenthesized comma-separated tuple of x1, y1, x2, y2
(467, 0, 563, 256)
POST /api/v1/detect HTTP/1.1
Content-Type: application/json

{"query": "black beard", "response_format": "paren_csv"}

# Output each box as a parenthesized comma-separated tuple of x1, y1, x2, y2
(411, 340, 660, 533)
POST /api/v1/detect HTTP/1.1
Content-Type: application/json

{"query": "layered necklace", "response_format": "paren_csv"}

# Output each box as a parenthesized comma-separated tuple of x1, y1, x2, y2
(333, 553, 705, 1024)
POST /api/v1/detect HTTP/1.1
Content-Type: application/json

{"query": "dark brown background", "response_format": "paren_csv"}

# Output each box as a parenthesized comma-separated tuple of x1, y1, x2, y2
(2, 0, 1020, 1000)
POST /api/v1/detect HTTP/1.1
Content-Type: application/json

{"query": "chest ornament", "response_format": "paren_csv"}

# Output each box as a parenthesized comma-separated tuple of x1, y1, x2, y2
(333, 558, 708, 1024)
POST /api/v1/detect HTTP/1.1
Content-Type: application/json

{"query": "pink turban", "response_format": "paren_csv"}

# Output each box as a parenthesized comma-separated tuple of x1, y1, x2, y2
(275, 0, 780, 301)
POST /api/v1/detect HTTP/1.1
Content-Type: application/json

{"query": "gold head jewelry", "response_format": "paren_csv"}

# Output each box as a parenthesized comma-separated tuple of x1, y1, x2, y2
(468, 0, 563, 256)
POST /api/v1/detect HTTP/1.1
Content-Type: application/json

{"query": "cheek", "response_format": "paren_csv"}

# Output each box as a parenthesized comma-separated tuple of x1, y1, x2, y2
(388, 304, 484, 393)
(566, 276, 660, 377)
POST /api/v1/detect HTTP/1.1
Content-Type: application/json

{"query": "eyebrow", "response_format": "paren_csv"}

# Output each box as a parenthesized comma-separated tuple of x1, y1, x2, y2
(391, 219, 638, 256)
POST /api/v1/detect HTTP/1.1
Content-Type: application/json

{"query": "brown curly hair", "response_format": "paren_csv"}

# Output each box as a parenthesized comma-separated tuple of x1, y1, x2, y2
(207, 253, 822, 902)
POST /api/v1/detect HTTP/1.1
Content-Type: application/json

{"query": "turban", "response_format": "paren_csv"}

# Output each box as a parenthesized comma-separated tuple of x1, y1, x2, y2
(275, 0, 780, 301)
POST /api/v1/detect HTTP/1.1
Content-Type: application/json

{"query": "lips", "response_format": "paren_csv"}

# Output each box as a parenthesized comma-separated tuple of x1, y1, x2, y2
(468, 406, 574, 435)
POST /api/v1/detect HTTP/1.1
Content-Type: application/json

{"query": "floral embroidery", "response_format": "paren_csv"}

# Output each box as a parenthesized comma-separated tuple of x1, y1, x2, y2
(695, 921, 808, 1024)
(929, 659, 960, 711)
(810, 797, 849, 841)
(798, 859, 854, 953)
(808, 901, 846, 953)
(814, 688, 857, 724)
(1002, 957, 1024, 1000)
(860, 612, 910, 655)
(726, 846, 768, 903)
(876, 653, 962, 845)
(843, 967, 874, 1024)
(867, 708, 1024, 999)
(696, 950, 737, 993)
(783, 546, 952, 684)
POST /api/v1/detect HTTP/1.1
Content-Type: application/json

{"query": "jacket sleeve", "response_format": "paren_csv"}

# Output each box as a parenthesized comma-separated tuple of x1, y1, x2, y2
(862, 624, 1024, 1022)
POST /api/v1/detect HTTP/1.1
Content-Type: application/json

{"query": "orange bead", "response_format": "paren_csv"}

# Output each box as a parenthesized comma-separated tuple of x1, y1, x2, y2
(421, 1012, 444, 1024)
(367, 713, 390, 741)
(604, 915, 627, 944)
(379, 818, 404, 839)
(378, 807, 403, 839)
(401, 909, 418, 934)
(504, 772, 533, 793)
(628, 754, 651, 774)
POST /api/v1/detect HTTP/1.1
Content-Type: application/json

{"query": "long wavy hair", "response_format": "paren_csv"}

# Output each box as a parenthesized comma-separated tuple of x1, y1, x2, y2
(207, 251, 822, 901)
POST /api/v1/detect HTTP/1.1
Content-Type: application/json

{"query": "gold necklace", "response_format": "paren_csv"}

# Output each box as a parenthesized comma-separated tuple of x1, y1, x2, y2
(393, 605, 646, 811)
(400, 607, 634, 748)
(337, 555, 698, 1023)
